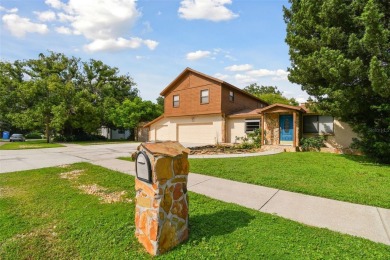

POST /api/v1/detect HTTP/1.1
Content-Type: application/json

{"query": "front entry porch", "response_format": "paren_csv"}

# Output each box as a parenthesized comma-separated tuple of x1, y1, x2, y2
(259, 104, 305, 148)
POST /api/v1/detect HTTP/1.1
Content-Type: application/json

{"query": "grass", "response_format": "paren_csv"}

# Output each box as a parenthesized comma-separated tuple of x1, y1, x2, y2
(0, 140, 64, 150)
(117, 156, 134, 162)
(189, 152, 390, 209)
(0, 163, 389, 259)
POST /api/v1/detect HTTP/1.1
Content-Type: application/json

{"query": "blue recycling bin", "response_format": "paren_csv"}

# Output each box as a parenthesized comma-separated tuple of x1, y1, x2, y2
(2, 131, 10, 139)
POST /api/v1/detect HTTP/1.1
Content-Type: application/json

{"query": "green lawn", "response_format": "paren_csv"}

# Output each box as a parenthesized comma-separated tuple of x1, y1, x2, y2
(117, 156, 134, 162)
(189, 153, 390, 209)
(0, 163, 389, 259)
(0, 140, 64, 150)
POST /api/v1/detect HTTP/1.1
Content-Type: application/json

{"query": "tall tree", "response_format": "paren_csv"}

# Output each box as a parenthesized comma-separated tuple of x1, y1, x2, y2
(1, 52, 140, 142)
(0, 61, 24, 132)
(109, 97, 163, 129)
(243, 83, 298, 105)
(10, 52, 79, 142)
(284, 0, 390, 163)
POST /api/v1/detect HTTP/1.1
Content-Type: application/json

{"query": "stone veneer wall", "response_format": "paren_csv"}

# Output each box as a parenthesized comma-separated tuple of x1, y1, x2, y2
(135, 142, 189, 255)
(264, 113, 279, 145)
(295, 112, 300, 146)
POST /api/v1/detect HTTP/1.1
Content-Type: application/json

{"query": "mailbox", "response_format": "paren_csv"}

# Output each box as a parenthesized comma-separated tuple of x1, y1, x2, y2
(134, 141, 190, 256)
(135, 151, 152, 183)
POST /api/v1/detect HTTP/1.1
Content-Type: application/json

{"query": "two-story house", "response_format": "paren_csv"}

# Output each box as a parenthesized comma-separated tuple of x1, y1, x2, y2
(145, 68, 357, 151)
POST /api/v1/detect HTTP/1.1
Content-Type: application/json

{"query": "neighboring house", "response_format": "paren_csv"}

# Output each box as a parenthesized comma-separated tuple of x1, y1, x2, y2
(144, 68, 357, 151)
(100, 127, 131, 140)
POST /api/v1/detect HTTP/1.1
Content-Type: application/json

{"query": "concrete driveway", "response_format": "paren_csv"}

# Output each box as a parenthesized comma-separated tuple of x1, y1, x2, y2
(0, 142, 140, 173)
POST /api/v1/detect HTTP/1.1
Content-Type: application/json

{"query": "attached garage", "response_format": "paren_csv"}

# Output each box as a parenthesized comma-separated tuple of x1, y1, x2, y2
(155, 125, 171, 141)
(177, 123, 216, 144)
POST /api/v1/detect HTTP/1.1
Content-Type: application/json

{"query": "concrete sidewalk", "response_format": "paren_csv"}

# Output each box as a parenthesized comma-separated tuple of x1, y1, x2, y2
(91, 158, 390, 246)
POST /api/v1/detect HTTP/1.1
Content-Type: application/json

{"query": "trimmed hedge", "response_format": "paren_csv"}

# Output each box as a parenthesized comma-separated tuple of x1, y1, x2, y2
(53, 134, 107, 142)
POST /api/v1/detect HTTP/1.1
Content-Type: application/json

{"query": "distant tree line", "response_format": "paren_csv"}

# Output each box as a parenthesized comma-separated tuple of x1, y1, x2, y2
(243, 83, 299, 106)
(0, 51, 163, 142)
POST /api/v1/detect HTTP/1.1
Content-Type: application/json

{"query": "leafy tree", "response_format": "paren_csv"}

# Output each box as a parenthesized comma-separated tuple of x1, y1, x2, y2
(8, 52, 79, 142)
(243, 83, 298, 105)
(0, 52, 140, 142)
(284, 0, 390, 163)
(156, 96, 164, 112)
(109, 97, 162, 129)
(0, 61, 24, 133)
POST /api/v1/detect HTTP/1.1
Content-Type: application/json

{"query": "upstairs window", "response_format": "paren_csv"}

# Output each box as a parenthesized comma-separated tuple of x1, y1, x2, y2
(303, 115, 334, 134)
(173, 95, 179, 107)
(200, 89, 209, 104)
(229, 91, 234, 102)
(245, 119, 260, 133)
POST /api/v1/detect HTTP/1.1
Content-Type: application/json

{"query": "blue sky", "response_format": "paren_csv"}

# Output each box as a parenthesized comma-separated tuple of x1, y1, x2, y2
(0, 0, 309, 103)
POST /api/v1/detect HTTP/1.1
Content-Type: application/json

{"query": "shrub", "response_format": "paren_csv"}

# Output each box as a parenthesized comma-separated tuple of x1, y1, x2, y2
(53, 134, 107, 142)
(300, 136, 325, 151)
(235, 129, 261, 149)
(25, 132, 43, 139)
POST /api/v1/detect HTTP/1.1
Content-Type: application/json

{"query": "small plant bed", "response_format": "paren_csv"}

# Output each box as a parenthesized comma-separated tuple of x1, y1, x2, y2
(189, 153, 390, 209)
(0, 163, 389, 259)
(0, 140, 64, 150)
(189, 144, 262, 155)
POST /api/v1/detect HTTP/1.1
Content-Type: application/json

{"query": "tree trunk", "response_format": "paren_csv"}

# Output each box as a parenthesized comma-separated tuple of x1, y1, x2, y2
(45, 119, 51, 143)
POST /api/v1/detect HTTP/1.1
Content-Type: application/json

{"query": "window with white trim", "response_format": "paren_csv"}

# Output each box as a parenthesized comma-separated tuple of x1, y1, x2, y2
(229, 91, 234, 102)
(173, 95, 179, 107)
(245, 119, 260, 133)
(200, 89, 209, 104)
(303, 115, 334, 134)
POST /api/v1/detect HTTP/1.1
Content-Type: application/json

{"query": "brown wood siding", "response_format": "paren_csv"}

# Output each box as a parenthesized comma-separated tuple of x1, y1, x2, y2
(164, 72, 222, 117)
(221, 86, 266, 115)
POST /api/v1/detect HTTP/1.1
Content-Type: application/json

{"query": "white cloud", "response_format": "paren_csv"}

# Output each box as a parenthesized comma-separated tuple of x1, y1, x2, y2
(142, 21, 153, 33)
(84, 37, 158, 52)
(186, 50, 211, 60)
(57, 12, 74, 22)
(178, 0, 239, 22)
(224, 54, 236, 61)
(214, 73, 229, 81)
(234, 73, 257, 84)
(44, 0, 159, 52)
(8, 8, 18, 13)
(55, 26, 72, 35)
(143, 39, 159, 50)
(45, 0, 66, 10)
(34, 10, 56, 21)
(225, 64, 252, 72)
(0, 6, 18, 13)
(2, 14, 49, 37)
(65, 0, 140, 41)
(247, 69, 289, 80)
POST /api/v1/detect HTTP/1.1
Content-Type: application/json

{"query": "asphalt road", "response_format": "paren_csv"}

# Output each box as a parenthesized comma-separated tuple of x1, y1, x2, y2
(0, 142, 140, 173)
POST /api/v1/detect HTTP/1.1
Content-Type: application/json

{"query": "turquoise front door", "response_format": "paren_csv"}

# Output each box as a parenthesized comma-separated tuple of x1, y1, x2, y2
(279, 115, 293, 144)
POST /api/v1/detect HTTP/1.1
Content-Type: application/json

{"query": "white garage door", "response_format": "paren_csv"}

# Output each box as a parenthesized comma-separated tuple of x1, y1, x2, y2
(155, 125, 171, 141)
(177, 123, 216, 144)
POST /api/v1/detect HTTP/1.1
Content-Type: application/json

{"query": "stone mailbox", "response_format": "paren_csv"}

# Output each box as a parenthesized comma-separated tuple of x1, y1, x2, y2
(134, 141, 190, 255)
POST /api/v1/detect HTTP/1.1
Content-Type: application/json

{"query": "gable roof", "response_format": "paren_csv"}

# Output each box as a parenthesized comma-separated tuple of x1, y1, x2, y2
(160, 67, 268, 105)
(143, 114, 164, 128)
(258, 103, 306, 113)
(228, 108, 262, 118)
